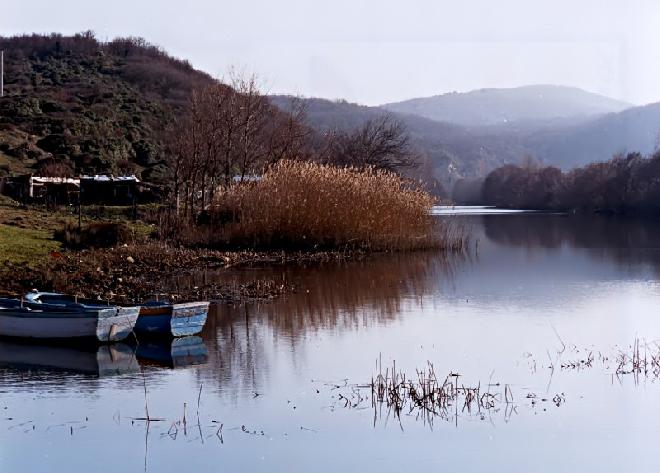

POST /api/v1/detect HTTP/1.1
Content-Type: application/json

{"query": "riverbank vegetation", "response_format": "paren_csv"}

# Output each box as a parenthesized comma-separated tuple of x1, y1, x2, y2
(0, 196, 360, 301)
(168, 160, 459, 251)
(479, 151, 660, 215)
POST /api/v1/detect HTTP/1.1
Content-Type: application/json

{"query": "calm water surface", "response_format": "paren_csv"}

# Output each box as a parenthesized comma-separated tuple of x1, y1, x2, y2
(3, 213, 660, 472)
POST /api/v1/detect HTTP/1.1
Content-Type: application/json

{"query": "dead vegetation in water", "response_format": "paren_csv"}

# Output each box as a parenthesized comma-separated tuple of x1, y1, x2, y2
(327, 358, 565, 428)
(528, 337, 660, 387)
(330, 338, 660, 429)
(369, 360, 510, 421)
(611, 338, 660, 380)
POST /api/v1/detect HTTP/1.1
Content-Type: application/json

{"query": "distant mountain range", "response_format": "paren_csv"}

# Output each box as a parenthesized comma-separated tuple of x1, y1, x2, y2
(272, 86, 660, 189)
(381, 85, 631, 127)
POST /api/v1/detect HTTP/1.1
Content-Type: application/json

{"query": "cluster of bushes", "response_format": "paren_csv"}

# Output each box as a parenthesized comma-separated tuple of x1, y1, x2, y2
(481, 151, 660, 214)
(54, 222, 136, 249)
(167, 160, 464, 251)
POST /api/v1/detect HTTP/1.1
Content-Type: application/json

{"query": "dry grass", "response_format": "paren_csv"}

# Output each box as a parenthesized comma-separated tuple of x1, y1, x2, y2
(192, 160, 466, 251)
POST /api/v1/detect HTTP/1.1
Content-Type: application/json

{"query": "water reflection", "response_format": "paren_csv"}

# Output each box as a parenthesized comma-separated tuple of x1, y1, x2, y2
(227, 253, 461, 333)
(194, 253, 463, 396)
(0, 336, 210, 379)
(482, 213, 660, 274)
(136, 336, 209, 368)
(484, 213, 660, 250)
(0, 339, 139, 377)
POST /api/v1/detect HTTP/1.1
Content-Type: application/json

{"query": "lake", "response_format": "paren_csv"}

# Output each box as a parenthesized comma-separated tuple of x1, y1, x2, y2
(3, 212, 660, 472)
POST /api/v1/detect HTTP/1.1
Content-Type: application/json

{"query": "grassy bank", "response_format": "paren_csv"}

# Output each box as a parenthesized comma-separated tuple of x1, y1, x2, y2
(0, 224, 60, 266)
(0, 197, 64, 266)
(0, 197, 364, 301)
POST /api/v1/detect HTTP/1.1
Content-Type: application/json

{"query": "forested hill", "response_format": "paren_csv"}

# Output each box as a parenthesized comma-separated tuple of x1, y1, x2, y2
(0, 33, 213, 181)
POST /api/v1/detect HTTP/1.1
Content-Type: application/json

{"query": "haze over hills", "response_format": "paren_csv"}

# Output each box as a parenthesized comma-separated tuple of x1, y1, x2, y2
(271, 92, 660, 188)
(270, 95, 528, 186)
(523, 102, 660, 168)
(381, 85, 631, 127)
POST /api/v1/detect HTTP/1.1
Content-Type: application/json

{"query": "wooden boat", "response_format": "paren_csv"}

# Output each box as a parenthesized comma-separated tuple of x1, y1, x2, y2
(0, 297, 138, 341)
(135, 336, 209, 368)
(135, 301, 210, 337)
(0, 339, 139, 376)
(23, 292, 208, 337)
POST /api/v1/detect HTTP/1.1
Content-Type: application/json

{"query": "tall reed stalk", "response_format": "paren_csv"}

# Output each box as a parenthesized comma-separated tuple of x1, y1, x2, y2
(197, 160, 465, 251)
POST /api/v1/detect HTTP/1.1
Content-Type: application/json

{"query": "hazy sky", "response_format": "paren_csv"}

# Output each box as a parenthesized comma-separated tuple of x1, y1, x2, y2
(3, 0, 660, 105)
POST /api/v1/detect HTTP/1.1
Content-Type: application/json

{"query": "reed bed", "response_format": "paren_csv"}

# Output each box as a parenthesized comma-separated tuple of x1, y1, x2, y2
(201, 160, 466, 251)
(368, 360, 508, 422)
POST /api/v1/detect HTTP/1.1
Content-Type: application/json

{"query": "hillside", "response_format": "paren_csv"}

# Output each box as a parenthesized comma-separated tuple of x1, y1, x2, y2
(0, 33, 213, 181)
(523, 103, 660, 168)
(271, 95, 529, 184)
(382, 85, 630, 128)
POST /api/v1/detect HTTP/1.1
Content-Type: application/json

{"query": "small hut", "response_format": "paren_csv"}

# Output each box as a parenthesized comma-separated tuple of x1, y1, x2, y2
(0, 175, 80, 204)
(80, 175, 140, 205)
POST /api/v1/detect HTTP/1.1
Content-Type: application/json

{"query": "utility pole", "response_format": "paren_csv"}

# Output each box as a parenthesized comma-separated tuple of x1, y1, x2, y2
(1, 50, 4, 98)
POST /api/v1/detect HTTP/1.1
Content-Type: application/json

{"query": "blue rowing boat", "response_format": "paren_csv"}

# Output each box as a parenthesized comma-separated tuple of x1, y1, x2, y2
(135, 301, 210, 337)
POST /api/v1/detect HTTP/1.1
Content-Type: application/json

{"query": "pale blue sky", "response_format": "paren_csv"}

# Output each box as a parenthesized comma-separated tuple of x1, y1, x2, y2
(3, 0, 660, 105)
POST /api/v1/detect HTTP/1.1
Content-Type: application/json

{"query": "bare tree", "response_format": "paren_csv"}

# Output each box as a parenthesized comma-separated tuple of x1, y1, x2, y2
(264, 96, 311, 167)
(166, 71, 312, 217)
(324, 116, 419, 172)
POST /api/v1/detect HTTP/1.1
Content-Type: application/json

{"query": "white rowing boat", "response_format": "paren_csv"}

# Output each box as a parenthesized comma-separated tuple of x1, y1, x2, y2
(0, 298, 138, 342)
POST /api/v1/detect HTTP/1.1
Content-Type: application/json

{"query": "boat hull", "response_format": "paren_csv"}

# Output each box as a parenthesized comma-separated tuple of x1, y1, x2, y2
(0, 308, 138, 342)
(135, 302, 209, 337)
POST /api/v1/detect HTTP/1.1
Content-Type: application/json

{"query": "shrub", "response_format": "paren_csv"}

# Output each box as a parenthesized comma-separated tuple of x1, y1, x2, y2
(187, 160, 464, 251)
(55, 222, 136, 249)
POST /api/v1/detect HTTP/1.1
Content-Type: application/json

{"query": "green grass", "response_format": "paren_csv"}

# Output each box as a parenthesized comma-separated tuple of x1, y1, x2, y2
(0, 223, 61, 266)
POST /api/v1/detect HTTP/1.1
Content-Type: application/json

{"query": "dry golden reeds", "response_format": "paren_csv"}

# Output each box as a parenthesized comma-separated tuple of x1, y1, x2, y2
(205, 160, 466, 251)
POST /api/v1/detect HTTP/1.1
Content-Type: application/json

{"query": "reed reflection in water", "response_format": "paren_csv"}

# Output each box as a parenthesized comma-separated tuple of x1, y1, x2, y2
(198, 251, 464, 397)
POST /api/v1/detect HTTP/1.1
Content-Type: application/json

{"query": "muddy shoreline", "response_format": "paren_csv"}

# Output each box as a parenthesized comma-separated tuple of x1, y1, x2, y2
(0, 242, 366, 304)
